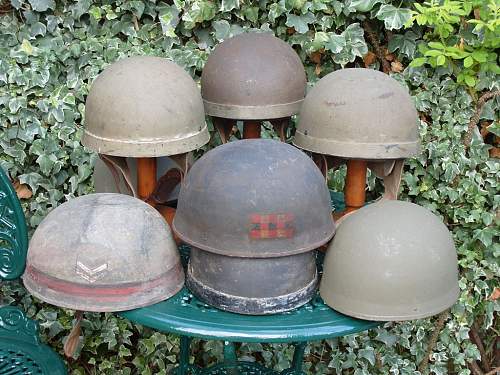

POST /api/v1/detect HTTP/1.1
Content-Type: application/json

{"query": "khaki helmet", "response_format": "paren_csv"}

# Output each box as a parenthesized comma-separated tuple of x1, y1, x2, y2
(201, 33, 306, 120)
(294, 68, 420, 159)
(173, 139, 335, 314)
(83, 56, 209, 157)
(320, 200, 459, 321)
(23, 193, 184, 312)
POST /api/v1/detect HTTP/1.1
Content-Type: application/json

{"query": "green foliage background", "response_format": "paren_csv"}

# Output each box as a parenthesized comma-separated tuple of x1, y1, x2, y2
(0, 0, 499, 374)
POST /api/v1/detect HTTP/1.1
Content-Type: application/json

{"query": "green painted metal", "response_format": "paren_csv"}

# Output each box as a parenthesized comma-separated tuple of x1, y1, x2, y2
(0, 168, 67, 375)
(0, 167, 28, 280)
(0, 306, 67, 375)
(121, 192, 378, 373)
(122, 192, 375, 343)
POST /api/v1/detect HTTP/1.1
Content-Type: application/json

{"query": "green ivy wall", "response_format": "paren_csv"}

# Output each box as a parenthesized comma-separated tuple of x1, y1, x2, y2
(0, 0, 498, 374)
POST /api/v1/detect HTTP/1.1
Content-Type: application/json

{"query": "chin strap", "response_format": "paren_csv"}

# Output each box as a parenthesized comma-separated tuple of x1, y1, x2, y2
(63, 310, 83, 358)
(99, 154, 137, 198)
(213, 117, 234, 143)
(367, 159, 404, 201)
(270, 118, 289, 141)
(324, 158, 405, 229)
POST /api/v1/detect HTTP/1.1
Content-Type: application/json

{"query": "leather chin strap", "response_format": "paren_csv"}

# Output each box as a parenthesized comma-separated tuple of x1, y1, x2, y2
(367, 159, 404, 201)
(213, 117, 234, 144)
(99, 154, 137, 198)
(270, 118, 289, 141)
(312, 154, 405, 228)
(99, 153, 192, 205)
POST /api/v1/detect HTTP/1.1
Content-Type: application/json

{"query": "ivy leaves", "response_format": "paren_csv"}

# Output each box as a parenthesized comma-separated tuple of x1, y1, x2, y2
(376, 4, 412, 30)
(1, 0, 498, 374)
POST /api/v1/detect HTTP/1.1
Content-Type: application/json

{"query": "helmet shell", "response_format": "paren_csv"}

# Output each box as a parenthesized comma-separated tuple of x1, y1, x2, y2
(186, 247, 317, 314)
(294, 68, 420, 159)
(23, 193, 184, 312)
(320, 200, 459, 321)
(83, 56, 209, 157)
(173, 139, 335, 257)
(201, 33, 306, 120)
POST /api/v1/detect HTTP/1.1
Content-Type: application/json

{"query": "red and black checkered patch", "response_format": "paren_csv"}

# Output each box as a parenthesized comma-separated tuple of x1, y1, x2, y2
(249, 213, 295, 239)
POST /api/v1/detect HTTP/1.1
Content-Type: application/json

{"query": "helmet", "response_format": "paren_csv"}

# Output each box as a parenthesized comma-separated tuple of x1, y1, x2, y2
(294, 68, 420, 160)
(23, 193, 184, 312)
(83, 56, 209, 157)
(201, 33, 306, 120)
(187, 247, 318, 314)
(320, 200, 459, 321)
(173, 139, 335, 314)
(174, 139, 335, 257)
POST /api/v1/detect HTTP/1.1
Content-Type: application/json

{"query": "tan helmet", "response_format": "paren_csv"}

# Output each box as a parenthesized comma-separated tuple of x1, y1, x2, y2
(23, 193, 184, 312)
(201, 33, 306, 120)
(294, 68, 420, 160)
(320, 200, 459, 321)
(83, 56, 209, 157)
(173, 139, 335, 314)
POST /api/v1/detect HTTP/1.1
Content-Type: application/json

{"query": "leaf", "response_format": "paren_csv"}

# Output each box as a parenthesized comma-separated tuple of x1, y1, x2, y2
(285, 13, 315, 34)
(409, 57, 427, 67)
(20, 39, 33, 55)
(388, 31, 418, 58)
(363, 51, 376, 66)
(463, 56, 474, 68)
(436, 54, 446, 66)
(333, 23, 367, 66)
(13, 180, 33, 199)
(347, 0, 381, 13)
(471, 50, 488, 62)
(391, 60, 404, 72)
(489, 287, 500, 301)
(375, 5, 412, 30)
(220, 0, 239, 12)
(28, 0, 55, 12)
(324, 33, 346, 53)
(213, 20, 230, 40)
(464, 75, 476, 87)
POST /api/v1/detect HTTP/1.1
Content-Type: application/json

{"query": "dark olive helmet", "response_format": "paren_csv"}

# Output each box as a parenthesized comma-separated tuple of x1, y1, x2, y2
(173, 139, 335, 314)
(173, 139, 335, 257)
(294, 68, 420, 160)
(83, 56, 209, 157)
(24, 193, 184, 312)
(201, 33, 307, 120)
(320, 200, 459, 321)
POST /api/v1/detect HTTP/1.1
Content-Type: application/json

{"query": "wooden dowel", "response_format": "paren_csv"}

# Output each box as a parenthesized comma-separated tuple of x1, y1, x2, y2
(137, 157, 157, 203)
(243, 121, 261, 139)
(344, 159, 367, 213)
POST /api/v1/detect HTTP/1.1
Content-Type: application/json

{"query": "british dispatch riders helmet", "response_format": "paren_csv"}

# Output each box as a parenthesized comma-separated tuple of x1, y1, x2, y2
(173, 139, 335, 314)
(83, 56, 209, 157)
(23, 193, 184, 312)
(201, 33, 306, 120)
(294, 68, 419, 160)
(320, 200, 459, 321)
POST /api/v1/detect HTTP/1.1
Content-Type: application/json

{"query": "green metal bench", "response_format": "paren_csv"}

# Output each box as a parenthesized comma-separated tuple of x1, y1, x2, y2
(121, 193, 379, 374)
(0, 167, 67, 375)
